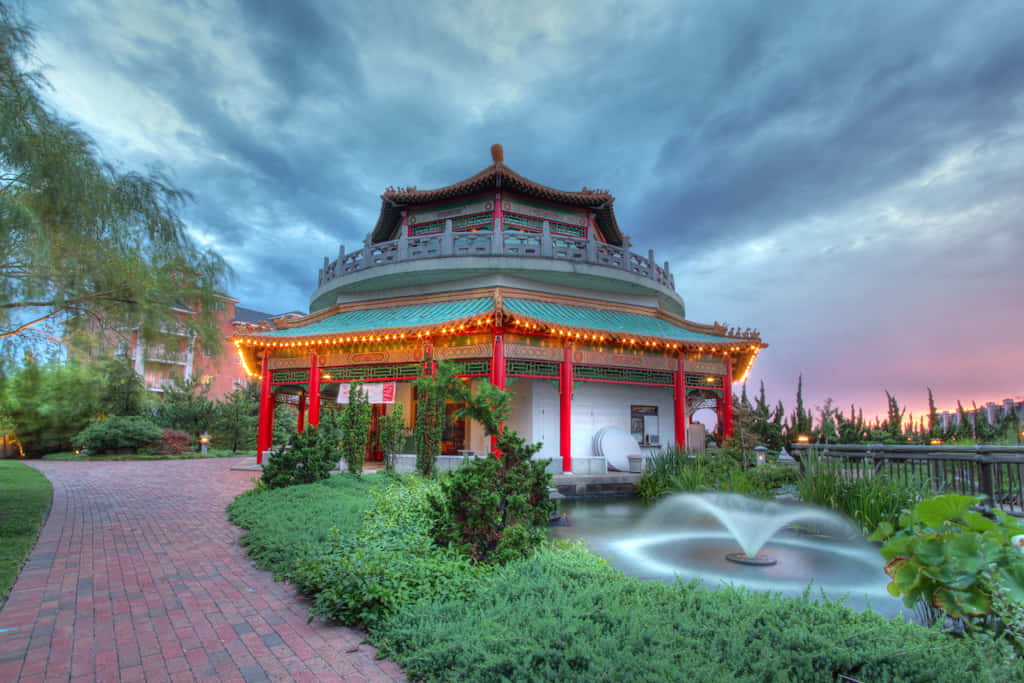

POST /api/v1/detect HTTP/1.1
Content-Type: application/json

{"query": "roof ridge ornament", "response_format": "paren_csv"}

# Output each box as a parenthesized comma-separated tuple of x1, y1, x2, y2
(491, 143, 504, 164)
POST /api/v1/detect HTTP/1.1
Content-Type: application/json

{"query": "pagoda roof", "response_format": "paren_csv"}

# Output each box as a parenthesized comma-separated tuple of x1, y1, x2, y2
(503, 298, 729, 344)
(371, 145, 624, 246)
(235, 289, 761, 350)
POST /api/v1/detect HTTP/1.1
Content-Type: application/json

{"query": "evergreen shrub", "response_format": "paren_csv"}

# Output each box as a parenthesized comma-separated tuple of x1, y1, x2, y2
(260, 425, 338, 489)
(376, 545, 1024, 682)
(289, 477, 488, 629)
(72, 416, 163, 454)
(429, 382, 553, 564)
(226, 473, 377, 577)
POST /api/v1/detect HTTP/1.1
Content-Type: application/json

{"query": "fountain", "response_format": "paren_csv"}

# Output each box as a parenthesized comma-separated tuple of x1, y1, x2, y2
(549, 492, 900, 615)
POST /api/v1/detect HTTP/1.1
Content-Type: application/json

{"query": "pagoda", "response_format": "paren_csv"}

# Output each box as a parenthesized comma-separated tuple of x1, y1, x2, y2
(233, 145, 764, 471)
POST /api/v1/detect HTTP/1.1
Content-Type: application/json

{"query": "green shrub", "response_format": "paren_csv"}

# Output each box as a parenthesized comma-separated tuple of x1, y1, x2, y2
(376, 544, 1024, 682)
(260, 424, 338, 489)
(429, 381, 553, 564)
(636, 446, 770, 501)
(72, 415, 163, 454)
(871, 493, 1024, 652)
(745, 462, 801, 490)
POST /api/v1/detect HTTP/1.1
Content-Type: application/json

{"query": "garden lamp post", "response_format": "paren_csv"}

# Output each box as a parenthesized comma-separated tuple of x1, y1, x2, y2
(754, 446, 767, 465)
(200, 432, 211, 455)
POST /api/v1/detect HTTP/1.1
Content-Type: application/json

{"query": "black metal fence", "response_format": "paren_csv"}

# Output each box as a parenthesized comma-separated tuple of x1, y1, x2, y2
(789, 443, 1024, 516)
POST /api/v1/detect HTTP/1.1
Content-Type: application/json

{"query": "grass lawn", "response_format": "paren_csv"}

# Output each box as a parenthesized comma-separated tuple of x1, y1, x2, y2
(0, 461, 52, 606)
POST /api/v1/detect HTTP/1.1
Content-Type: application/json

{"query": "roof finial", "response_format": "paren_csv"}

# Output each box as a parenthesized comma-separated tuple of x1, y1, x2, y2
(490, 143, 504, 164)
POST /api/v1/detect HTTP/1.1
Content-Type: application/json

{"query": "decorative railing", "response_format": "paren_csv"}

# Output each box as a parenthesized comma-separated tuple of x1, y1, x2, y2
(790, 443, 1024, 516)
(317, 221, 676, 292)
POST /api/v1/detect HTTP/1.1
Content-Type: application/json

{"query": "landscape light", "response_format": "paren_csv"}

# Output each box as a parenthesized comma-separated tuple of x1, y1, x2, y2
(796, 435, 810, 443)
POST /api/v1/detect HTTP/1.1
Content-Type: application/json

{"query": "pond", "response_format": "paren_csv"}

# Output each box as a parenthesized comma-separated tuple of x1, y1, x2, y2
(548, 494, 912, 620)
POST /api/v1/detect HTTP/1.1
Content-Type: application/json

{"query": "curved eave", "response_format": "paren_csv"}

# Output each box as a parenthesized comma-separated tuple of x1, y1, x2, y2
(233, 293, 765, 381)
(370, 162, 622, 246)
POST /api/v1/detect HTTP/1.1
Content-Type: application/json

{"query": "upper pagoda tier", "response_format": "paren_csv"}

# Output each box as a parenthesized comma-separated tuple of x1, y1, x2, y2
(311, 145, 683, 316)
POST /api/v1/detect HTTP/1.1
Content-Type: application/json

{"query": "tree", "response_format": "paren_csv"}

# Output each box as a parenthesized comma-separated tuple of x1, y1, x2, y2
(0, 353, 101, 455)
(413, 361, 462, 475)
(96, 354, 145, 416)
(927, 388, 940, 438)
(152, 378, 214, 445)
(0, 7, 229, 357)
(377, 403, 406, 471)
(213, 382, 259, 453)
(430, 380, 553, 564)
(339, 381, 371, 474)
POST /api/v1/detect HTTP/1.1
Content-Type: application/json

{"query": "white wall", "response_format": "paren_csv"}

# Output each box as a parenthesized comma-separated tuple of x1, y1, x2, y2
(570, 383, 676, 464)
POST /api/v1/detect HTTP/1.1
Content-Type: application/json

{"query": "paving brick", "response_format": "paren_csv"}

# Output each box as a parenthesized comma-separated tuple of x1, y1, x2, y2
(0, 459, 407, 681)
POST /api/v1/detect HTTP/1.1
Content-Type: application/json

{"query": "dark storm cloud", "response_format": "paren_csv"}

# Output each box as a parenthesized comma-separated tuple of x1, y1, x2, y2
(24, 0, 1024, 417)
(626, 1, 1024, 251)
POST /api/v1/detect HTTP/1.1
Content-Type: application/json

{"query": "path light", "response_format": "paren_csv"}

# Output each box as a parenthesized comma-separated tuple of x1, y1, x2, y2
(796, 435, 810, 444)
(929, 438, 942, 445)
(200, 432, 211, 455)
(754, 446, 767, 465)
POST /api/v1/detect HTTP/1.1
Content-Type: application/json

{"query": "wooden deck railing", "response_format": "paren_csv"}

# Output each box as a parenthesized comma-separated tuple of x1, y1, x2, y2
(790, 443, 1024, 516)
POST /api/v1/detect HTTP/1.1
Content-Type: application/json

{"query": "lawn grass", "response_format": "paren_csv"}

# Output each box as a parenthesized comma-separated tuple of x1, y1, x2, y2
(0, 461, 53, 606)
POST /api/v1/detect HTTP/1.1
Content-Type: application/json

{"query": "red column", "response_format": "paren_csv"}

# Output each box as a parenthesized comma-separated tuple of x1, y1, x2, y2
(297, 394, 306, 433)
(723, 355, 734, 439)
(308, 352, 320, 427)
(559, 343, 573, 473)
(490, 327, 506, 456)
(491, 327, 506, 390)
(674, 357, 687, 451)
(257, 351, 273, 464)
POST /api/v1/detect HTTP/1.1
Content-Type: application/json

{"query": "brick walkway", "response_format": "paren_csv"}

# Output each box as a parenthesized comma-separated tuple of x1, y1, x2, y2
(0, 459, 406, 683)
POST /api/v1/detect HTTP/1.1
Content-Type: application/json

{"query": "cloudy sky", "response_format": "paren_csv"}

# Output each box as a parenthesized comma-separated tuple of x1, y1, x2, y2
(24, 0, 1024, 422)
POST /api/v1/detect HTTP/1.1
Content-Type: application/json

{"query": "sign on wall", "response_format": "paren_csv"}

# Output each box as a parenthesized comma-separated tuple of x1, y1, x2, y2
(336, 382, 396, 404)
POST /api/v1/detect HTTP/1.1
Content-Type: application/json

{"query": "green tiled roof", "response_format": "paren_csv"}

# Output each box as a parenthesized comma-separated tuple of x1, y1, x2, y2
(251, 297, 493, 339)
(504, 298, 730, 343)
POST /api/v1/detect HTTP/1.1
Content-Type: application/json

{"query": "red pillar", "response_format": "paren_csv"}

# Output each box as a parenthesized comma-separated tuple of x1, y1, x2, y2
(297, 394, 307, 433)
(559, 343, 573, 473)
(308, 352, 321, 427)
(674, 356, 687, 451)
(723, 355, 734, 439)
(490, 327, 506, 456)
(257, 351, 273, 464)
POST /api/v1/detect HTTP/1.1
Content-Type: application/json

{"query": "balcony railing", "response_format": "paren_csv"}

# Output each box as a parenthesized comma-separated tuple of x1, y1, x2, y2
(135, 347, 187, 364)
(317, 222, 676, 292)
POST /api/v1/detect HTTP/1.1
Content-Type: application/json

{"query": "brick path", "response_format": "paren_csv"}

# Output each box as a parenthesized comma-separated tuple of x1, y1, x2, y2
(0, 459, 406, 683)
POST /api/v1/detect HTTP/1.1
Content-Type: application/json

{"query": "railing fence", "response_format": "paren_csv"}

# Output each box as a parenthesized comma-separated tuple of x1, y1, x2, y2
(790, 443, 1024, 516)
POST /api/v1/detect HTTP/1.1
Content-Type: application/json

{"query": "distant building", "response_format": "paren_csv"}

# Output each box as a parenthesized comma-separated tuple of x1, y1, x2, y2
(937, 399, 1024, 431)
(127, 298, 281, 399)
